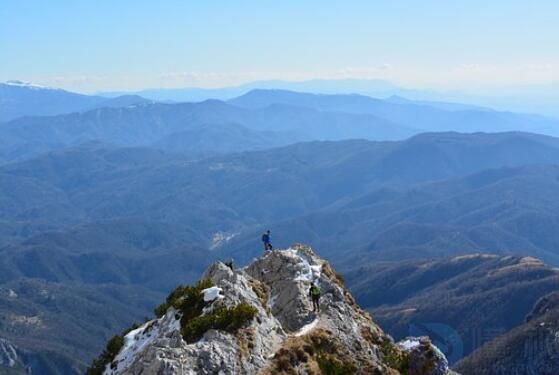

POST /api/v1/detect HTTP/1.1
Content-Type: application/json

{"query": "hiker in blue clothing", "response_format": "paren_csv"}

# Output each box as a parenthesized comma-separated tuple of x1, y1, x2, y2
(261, 230, 272, 251)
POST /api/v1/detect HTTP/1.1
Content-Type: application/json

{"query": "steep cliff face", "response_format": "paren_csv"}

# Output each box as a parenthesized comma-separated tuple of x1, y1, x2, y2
(97, 245, 457, 374)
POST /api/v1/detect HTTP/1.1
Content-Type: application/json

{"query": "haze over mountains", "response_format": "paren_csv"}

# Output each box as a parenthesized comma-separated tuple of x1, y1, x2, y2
(0, 81, 151, 123)
(101, 78, 559, 118)
(2, 82, 559, 166)
(2, 81, 559, 374)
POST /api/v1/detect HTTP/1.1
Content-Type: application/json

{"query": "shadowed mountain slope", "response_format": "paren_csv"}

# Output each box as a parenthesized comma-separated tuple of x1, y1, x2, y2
(455, 292, 559, 375)
(0, 278, 162, 375)
(345, 255, 559, 364)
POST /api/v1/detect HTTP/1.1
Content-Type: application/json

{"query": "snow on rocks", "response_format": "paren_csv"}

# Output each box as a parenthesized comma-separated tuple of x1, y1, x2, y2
(0, 338, 18, 367)
(1, 288, 18, 299)
(202, 286, 223, 302)
(398, 338, 421, 351)
(294, 318, 319, 337)
(106, 309, 181, 374)
(4, 80, 54, 90)
(209, 232, 238, 250)
(397, 336, 455, 375)
(287, 247, 322, 283)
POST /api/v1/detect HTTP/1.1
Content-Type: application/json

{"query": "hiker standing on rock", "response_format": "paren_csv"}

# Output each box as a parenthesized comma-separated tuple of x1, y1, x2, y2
(309, 282, 321, 312)
(261, 230, 272, 251)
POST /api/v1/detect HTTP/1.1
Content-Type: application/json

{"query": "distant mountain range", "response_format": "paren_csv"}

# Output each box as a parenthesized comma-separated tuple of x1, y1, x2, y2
(0, 80, 151, 122)
(99, 78, 405, 102)
(2, 86, 559, 165)
(99, 78, 559, 118)
(0, 93, 415, 164)
(229, 89, 559, 135)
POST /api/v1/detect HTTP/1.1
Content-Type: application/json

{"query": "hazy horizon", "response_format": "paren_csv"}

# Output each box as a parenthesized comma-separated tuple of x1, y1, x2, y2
(2, 1, 559, 94)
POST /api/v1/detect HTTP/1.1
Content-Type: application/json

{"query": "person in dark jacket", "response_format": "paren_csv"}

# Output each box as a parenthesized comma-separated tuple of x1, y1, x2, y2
(261, 230, 272, 251)
(309, 282, 321, 312)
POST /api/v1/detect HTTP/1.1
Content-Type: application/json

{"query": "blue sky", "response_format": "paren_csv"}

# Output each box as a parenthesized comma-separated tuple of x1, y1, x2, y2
(1, 0, 558, 92)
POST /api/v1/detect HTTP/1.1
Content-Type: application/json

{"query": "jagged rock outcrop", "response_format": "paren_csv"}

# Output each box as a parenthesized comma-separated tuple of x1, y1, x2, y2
(397, 337, 454, 375)
(101, 245, 457, 374)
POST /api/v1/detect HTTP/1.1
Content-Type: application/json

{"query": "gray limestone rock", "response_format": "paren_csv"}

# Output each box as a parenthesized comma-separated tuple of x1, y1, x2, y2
(104, 245, 458, 375)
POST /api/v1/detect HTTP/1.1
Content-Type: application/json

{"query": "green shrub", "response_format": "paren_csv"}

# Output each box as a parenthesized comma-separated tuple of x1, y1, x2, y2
(105, 335, 124, 358)
(182, 303, 257, 343)
(154, 278, 213, 318)
(155, 279, 256, 343)
(381, 340, 409, 373)
(154, 302, 169, 318)
(86, 334, 126, 375)
(317, 354, 357, 375)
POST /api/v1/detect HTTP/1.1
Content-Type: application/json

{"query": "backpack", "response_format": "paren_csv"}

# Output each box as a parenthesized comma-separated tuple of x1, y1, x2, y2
(311, 285, 321, 296)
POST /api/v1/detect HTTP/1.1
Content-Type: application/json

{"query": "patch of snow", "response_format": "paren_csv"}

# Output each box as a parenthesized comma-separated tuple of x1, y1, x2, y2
(520, 256, 543, 265)
(283, 248, 322, 284)
(108, 323, 158, 374)
(0, 338, 18, 367)
(351, 320, 360, 336)
(11, 315, 43, 327)
(209, 163, 226, 171)
(451, 254, 498, 262)
(209, 231, 239, 250)
(107, 311, 181, 374)
(267, 292, 278, 309)
(4, 80, 55, 90)
(7, 289, 17, 298)
(400, 308, 418, 314)
(310, 265, 321, 277)
(398, 339, 421, 351)
(202, 286, 223, 302)
(295, 319, 319, 337)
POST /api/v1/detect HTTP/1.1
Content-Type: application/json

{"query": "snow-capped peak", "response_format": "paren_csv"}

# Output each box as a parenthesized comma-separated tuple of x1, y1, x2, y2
(3, 80, 56, 90)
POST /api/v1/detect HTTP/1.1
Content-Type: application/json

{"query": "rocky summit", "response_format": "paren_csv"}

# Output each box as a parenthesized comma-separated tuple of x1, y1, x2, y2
(96, 245, 458, 374)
